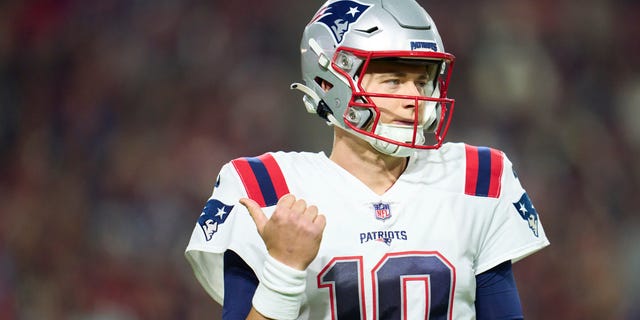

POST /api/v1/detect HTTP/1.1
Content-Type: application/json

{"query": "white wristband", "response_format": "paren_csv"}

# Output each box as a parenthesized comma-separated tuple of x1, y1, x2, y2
(252, 255, 307, 320)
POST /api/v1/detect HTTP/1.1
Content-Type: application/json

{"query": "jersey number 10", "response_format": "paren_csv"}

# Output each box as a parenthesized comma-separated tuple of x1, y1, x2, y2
(317, 251, 455, 320)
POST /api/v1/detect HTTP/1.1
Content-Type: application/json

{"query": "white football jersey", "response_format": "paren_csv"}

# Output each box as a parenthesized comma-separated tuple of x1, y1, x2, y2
(185, 142, 549, 319)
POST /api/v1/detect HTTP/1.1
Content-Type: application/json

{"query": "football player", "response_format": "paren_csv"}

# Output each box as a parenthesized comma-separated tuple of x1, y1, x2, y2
(186, 0, 550, 319)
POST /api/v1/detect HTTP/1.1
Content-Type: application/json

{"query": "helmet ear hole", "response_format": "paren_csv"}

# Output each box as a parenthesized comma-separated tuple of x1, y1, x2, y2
(314, 77, 334, 93)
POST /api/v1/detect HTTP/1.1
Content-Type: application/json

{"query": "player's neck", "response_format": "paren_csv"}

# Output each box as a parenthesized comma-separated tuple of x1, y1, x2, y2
(329, 128, 408, 195)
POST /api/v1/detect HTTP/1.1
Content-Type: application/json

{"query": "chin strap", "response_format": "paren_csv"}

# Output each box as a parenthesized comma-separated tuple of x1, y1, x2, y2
(290, 82, 335, 122)
(290, 82, 319, 114)
(371, 123, 424, 157)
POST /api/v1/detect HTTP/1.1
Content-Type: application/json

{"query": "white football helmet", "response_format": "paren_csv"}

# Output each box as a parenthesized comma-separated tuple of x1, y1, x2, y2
(291, 0, 456, 156)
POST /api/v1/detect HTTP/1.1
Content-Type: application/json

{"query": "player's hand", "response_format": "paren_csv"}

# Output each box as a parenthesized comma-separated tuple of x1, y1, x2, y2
(240, 194, 326, 271)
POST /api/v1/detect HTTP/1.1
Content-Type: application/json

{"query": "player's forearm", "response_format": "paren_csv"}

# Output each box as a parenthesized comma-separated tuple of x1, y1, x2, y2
(244, 255, 307, 319)
(246, 307, 273, 320)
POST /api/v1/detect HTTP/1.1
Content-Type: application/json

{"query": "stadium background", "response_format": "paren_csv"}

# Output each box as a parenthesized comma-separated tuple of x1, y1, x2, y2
(0, 0, 638, 319)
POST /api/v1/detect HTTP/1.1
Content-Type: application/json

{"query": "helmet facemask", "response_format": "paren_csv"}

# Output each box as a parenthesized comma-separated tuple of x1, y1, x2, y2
(333, 48, 455, 156)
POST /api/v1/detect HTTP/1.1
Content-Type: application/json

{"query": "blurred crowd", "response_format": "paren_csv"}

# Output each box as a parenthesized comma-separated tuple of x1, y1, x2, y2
(0, 0, 638, 319)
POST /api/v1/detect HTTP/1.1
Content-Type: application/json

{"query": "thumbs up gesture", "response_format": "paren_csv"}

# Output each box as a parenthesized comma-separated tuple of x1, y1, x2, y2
(240, 194, 326, 271)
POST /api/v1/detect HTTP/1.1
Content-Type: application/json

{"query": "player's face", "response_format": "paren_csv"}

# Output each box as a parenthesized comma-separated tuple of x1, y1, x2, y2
(360, 60, 435, 126)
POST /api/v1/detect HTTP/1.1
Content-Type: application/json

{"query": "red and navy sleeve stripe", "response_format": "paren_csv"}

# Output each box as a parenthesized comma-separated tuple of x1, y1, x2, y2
(464, 145, 504, 198)
(231, 153, 290, 207)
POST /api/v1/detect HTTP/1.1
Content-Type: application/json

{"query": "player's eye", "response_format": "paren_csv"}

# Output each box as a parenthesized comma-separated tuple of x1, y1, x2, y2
(415, 80, 428, 88)
(384, 79, 400, 85)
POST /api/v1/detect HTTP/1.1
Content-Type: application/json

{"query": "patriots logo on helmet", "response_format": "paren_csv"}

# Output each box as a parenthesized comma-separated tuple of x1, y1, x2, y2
(513, 193, 539, 237)
(410, 41, 438, 52)
(310, 0, 372, 44)
(198, 199, 234, 241)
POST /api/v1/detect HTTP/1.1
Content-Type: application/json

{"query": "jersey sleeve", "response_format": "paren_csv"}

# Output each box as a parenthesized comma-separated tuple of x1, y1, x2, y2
(474, 153, 550, 274)
(184, 153, 292, 305)
(184, 162, 266, 305)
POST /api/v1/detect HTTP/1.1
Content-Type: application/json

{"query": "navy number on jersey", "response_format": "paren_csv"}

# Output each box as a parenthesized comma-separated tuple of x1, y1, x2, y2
(318, 251, 456, 319)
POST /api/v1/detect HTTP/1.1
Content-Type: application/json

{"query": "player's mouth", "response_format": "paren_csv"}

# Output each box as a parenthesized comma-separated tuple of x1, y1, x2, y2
(392, 120, 416, 126)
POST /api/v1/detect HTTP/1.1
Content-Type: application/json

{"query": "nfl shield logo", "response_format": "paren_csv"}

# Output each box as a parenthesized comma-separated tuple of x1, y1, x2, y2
(373, 202, 391, 221)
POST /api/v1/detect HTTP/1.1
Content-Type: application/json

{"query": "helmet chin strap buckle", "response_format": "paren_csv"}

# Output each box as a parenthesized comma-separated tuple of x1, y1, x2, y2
(290, 83, 318, 114)
(290, 82, 333, 121)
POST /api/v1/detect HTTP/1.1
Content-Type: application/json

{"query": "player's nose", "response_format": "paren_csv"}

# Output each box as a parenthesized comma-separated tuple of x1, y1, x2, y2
(403, 81, 424, 96)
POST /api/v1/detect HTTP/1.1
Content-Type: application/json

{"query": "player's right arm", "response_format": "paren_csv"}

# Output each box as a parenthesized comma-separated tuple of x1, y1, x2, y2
(186, 156, 326, 319)
(240, 194, 326, 320)
(246, 308, 272, 320)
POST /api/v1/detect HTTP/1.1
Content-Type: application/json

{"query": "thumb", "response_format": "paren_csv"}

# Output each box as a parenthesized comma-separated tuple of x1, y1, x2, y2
(239, 198, 267, 235)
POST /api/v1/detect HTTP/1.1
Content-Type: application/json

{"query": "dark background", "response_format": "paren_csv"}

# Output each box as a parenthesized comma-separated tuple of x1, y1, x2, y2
(1, 0, 639, 319)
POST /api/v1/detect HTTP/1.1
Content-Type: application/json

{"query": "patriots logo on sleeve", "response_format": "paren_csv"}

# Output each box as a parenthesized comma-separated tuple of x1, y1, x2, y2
(310, 0, 372, 44)
(198, 199, 234, 241)
(513, 193, 539, 237)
